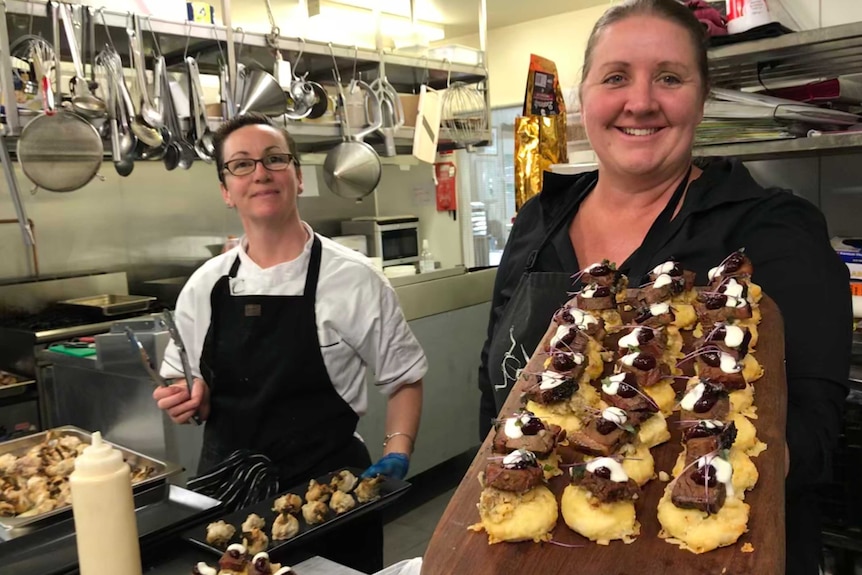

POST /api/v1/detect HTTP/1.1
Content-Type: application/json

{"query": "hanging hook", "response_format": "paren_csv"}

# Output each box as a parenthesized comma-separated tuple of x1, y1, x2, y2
(182, 20, 193, 60)
(145, 16, 161, 59)
(422, 54, 430, 86)
(235, 27, 246, 62)
(327, 42, 342, 85)
(444, 58, 452, 88)
(292, 37, 306, 74)
(351, 45, 358, 83)
(211, 24, 226, 66)
(97, 7, 116, 52)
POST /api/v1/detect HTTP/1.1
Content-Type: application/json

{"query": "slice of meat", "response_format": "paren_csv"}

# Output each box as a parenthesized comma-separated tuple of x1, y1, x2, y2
(578, 471, 640, 504)
(707, 251, 753, 285)
(680, 382, 730, 422)
(582, 263, 623, 289)
(615, 327, 667, 358)
(671, 471, 727, 514)
(484, 462, 543, 493)
(618, 353, 671, 388)
(634, 305, 676, 328)
(684, 436, 721, 465)
(568, 420, 630, 457)
(554, 307, 606, 341)
(695, 294, 753, 328)
(492, 424, 564, 459)
(638, 283, 673, 305)
(523, 373, 579, 405)
(695, 357, 746, 391)
(547, 325, 591, 354)
(577, 292, 615, 311)
(601, 373, 660, 417)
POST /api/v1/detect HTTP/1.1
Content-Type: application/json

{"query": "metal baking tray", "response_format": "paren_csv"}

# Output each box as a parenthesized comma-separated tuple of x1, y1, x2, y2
(0, 370, 35, 399)
(0, 425, 182, 529)
(58, 294, 156, 316)
(1, 483, 222, 575)
(183, 467, 410, 562)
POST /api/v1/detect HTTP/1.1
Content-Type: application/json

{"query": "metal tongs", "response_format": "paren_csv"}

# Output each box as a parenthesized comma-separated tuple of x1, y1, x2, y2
(125, 326, 168, 387)
(161, 310, 202, 425)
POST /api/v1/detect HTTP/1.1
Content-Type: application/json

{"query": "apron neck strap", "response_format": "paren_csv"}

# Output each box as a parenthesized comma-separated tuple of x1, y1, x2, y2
(228, 254, 241, 278)
(621, 164, 693, 282)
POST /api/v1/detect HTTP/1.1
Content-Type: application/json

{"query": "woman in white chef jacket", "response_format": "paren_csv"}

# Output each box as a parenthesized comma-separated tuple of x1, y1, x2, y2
(153, 113, 426, 573)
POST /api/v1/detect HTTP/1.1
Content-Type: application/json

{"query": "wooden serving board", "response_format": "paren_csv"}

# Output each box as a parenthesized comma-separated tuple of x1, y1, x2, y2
(422, 296, 787, 575)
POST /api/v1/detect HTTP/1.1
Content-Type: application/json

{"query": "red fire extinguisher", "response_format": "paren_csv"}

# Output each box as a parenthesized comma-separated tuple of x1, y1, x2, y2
(434, 158, 457, 220)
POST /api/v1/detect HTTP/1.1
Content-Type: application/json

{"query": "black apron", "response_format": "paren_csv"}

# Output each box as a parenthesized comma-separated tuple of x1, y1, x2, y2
(197, 236, 383, 573)
(485, 167, 692, 414)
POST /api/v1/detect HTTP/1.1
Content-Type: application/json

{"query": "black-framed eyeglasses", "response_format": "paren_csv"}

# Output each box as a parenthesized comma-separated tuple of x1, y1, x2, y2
(223, 153, 295, 177)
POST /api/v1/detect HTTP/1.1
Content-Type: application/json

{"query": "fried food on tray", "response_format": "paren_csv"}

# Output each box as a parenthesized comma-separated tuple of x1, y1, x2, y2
(271, 512, 300, 541)
(302, 500, 329, 525)
(657, 486, 750, 554)
(0, 431, 155, 519)
(330, 469, 359, 493)
(242, 527, 269, 555)
(355, 475, 385, 503)
(272, 493, 302, 515)
(205, 519, 236, 547)
(241, 513, 265, 533)
(330, 489, 357, 514)
(305, 479, 332, 503)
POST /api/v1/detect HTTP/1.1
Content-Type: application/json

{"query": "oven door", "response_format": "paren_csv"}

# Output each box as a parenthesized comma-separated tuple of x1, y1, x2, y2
(380, 224, 420, 265)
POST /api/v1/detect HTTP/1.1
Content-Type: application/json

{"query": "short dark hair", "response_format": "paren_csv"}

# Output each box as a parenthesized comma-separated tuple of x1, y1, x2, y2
(213, 112, 301, 183)
(580, 0, 710, 99)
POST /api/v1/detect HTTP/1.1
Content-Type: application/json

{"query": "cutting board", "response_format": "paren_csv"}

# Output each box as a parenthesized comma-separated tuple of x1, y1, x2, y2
(422, 295, 787, 575)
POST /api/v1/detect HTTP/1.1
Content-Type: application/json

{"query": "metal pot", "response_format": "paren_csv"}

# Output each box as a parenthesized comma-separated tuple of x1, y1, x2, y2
(323, 81, 383, 201)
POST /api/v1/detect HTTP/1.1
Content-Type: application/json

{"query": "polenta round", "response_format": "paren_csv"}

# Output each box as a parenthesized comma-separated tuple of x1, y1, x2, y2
(561, 484, 639, 545)
(657, 487, 749, 553)
(472, 485, 558, 544)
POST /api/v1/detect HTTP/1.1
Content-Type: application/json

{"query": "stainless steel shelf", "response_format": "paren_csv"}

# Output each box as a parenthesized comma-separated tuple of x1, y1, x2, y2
(693, 132, 862, 161)
(567, 132, 862, 162)
(708, 21, 862, 89)
(4, 0, 486, 89)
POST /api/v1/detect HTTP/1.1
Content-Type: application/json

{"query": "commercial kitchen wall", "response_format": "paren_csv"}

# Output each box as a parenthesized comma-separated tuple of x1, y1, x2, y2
(0, 160, 463, 282)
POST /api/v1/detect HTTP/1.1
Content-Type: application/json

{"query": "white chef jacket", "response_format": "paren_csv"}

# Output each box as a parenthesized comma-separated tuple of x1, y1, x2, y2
(160, 223, 427, 416)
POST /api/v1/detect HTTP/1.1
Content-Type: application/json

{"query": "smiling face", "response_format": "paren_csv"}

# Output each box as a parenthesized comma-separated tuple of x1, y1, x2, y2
(220, 124, 303, 226)
(580, 15, 706, 180)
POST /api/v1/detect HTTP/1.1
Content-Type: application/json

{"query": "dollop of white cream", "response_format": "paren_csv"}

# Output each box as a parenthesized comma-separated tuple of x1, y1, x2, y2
(708, 264, 725, 281)
(570, 308, 598, 329)
(724, 295, 748, 309)
(195, 563, 217, 575)
(253, 553, 270, 566)
(227, 544, 247, 556)
(550, 325, 571, 348)
(653, 273, 673, 289)
(652, 261, 675, 275)
(585, 457, 629, 482)
(680, 382, 706, 411)
(618, 328, 642, 350)
(649, 302, 670, 316)
(722, 278, 744, 298)
(273, 568, 295, 575)
(723, 325, 744, 348)
(503, 450, 531, 467)
(620, 351, 639, 367)
(699, 419, 724, 430)
(504, 414, 533, 439)
(697, 456, 735, 498)
(538, 370, 567, 390)
(719, 352, 742, 373)
(602, 407, 628, 426)
(602, 373, 628, 396)
(581, 285, 598, 299)
(584, 262, 601, 273)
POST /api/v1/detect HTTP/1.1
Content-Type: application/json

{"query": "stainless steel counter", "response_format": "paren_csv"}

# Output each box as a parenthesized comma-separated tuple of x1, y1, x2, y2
(393, 268, 496, 322)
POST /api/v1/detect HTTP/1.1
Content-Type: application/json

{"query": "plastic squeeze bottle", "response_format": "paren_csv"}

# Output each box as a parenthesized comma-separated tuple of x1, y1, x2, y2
(69, 431, 142, 575)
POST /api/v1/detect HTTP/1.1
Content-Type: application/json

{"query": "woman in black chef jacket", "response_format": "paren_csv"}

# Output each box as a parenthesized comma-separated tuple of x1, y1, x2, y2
(477, 1, 851, 574)
(154, 113, 426, 573)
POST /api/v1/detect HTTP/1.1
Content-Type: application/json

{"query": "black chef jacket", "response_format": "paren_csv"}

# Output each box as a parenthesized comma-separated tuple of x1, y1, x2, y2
(478, 157, 851, 575)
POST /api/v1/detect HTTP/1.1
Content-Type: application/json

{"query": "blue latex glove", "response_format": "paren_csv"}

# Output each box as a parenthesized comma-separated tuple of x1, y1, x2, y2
(362, 453, 410, 480)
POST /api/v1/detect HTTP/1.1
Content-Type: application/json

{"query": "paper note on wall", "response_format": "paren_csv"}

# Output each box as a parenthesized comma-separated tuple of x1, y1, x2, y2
(301, 166, 321, 198)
